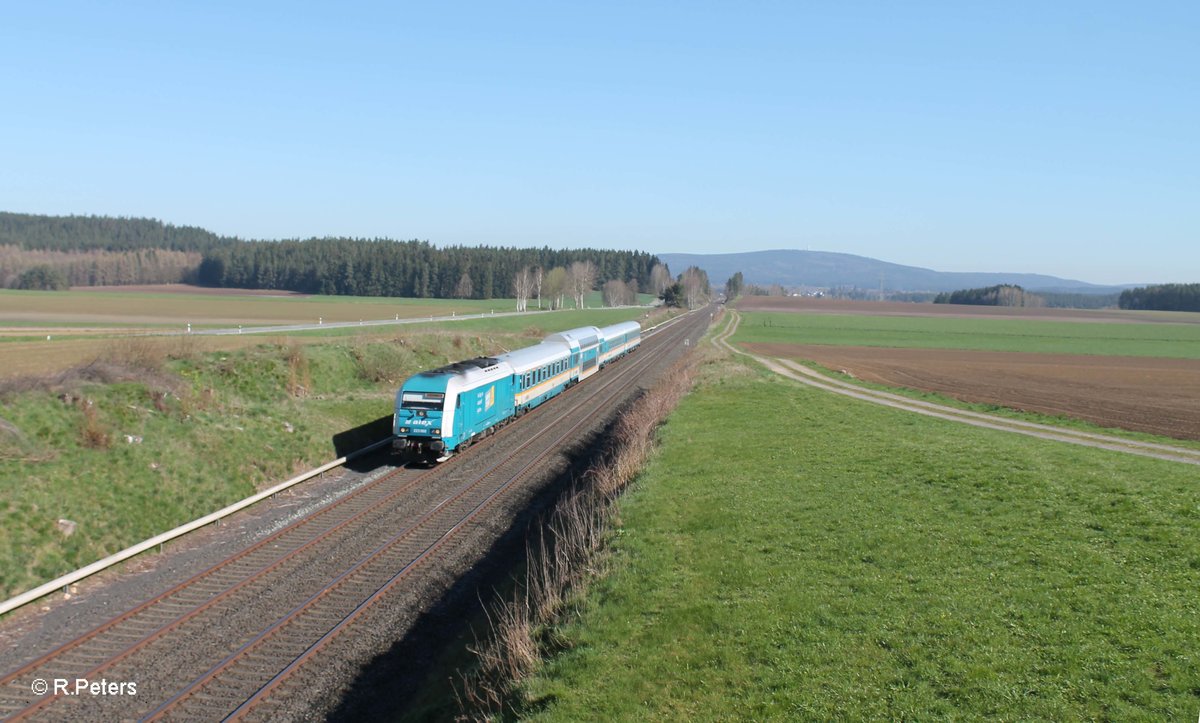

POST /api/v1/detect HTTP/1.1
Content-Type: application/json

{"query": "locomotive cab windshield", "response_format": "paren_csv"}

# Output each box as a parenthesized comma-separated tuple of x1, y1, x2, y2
(394, 386, 453, 460)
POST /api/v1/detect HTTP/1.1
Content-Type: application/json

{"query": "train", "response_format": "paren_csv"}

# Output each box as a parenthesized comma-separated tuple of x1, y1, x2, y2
(392, 320, 642, 462)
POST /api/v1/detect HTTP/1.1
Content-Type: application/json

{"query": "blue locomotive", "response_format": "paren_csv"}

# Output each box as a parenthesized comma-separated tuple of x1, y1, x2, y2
(393, 321, 642, 462)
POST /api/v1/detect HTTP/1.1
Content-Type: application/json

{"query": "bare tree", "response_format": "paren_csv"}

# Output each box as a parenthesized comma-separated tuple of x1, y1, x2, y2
(567, 261, 597, 309)
(454, 272, 474, 299)
(650, 263, 672, 296)
(602, 279, 628, 307)
(680, 265, 709, 309)
(512, 266, 534, 312)
(543, 266, 568, 309)
(533, 266, 544, 309)
(627, 278, 639, 304)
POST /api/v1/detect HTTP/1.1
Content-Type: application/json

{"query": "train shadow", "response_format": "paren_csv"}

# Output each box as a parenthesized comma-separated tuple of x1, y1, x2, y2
(332, 415, 393, 473)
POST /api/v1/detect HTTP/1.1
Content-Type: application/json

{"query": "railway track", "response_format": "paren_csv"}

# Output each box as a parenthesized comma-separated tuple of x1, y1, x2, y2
(0, 310, 707, 720)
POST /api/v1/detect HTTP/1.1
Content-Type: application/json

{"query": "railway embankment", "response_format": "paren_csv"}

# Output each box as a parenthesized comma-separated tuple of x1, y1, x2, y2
(428, 315, 715, 720)
(0, 327, 550, 605)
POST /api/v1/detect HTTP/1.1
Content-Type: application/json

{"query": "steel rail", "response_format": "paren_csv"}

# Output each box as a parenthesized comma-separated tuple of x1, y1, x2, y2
(144, 316, 698, 720)
(227, 312, 705, 720)
(4, 312, 700, 720)
(0, 439, 391, 617)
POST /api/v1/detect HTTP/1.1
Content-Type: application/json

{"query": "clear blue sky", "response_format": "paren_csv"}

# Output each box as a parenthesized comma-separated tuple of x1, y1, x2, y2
(2, 1, 1196, 284)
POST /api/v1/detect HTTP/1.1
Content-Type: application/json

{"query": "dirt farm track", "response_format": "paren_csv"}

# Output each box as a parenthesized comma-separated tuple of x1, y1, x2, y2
(746, 343, 1200, 441)
(736, 297, 1200, 442)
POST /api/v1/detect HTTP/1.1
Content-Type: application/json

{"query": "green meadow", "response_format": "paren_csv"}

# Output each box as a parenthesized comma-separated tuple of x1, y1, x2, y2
(523, 354, 1200, 720)
(0, 287, 657, 333)
(732, 311, 1200, 358)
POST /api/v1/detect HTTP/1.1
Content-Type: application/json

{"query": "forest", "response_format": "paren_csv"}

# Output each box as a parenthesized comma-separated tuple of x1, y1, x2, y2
(1118, 283, 1200, 312)
(0, 212, 227, 252)
(196, 238, 659, 300)
(933, 284, 1043, 307)
(0, 213, 660, 300)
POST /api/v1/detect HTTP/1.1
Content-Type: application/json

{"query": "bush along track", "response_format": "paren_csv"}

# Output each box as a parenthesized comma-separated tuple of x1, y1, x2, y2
(454, 337, 709, 719)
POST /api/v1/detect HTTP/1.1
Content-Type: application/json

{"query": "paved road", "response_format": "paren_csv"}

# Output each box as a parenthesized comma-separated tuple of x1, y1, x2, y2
(185, 308, 554, 336)
(176, 304, 657, 336)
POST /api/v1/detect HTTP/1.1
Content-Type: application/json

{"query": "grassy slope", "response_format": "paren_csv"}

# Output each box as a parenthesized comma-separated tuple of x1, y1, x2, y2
(0, 308, 660, 601)
(524, 355, 1200, 720)
(733, 311, 1200, 358)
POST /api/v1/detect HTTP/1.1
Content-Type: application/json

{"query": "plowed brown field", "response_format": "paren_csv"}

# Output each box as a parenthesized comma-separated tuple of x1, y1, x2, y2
(735, 298, 1200, 439)
(746, 343, 1200, 440)
(736, 296, 1200, 324)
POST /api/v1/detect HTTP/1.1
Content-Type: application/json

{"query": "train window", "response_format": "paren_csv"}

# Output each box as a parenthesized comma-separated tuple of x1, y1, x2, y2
(401, 392, 444, 411)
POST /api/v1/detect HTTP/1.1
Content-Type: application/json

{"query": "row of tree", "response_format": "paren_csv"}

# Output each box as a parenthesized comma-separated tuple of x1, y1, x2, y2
(657, 266, 711, 308)
(0, 245, 200, 288)
(511, 261, 596, 310)
(2, 212, 720, 308)
(724, 271, 744, 300)
(0, 213, 667, 302)
(196, 238, 661, 300)
(1118, 284, 1200, 312)
(0, 212, 226, 252)
(934, 284, 1044, 307)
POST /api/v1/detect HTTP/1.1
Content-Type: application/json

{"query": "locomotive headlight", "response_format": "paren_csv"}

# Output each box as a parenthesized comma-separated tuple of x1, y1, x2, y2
(432, 428, 441, 436)
(399, 427, 409, 433)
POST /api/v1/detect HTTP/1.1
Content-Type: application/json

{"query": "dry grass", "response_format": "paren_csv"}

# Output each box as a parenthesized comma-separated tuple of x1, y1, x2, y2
(77, 398, 110, 449)
(456, 353, 701, 719)
(0, 334, 202, 403)
(285, 342, 311, 397)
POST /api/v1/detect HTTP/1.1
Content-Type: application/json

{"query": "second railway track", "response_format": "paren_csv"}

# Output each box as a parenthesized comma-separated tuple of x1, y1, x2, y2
(0, 309, 710, 721)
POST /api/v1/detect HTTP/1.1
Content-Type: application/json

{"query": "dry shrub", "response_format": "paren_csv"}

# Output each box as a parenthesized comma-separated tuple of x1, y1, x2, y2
(457, 354, 700, 719)
(351, 342, 410, 384)
(78, 398, 110, 449)
(0, 355, 181, 402)
(101, 336, 167, 372)
(285, 343, 311, 397)
(169, 332, 206, 361)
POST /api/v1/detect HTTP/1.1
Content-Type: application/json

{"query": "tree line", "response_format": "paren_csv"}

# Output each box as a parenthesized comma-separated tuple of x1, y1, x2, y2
(0, 212, 665, 300)
(0, 212, 227, 252)
(934, 284, 1043, 307)
(0, 245, 201, 289)
(196, 238, 660, 300)
(1118, 284, 1200, 312)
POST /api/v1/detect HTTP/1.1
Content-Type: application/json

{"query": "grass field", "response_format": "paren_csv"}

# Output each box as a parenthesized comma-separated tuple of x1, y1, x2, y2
(0, 287, 661, 378)
(521, 353, 1200, 720)
(732, 311, 1200, 359)
(0, 287, 655, 331)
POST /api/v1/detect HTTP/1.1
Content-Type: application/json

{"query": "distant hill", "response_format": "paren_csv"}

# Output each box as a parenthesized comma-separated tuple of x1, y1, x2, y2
(657, 249, 1134, 294)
